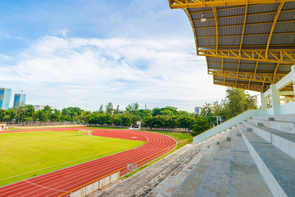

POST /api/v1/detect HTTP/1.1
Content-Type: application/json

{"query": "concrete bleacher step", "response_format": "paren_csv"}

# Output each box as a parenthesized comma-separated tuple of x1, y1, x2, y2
(229, 127, 272, 197)
(172, 130, 231, 197)
(242, 121, 295, 159)
(247, 118, 295, 134)
(252, 114, 295, 122)
(147, 131, 226, 197)
(152, 127, 272, 197)
(238, 124, 295, 197)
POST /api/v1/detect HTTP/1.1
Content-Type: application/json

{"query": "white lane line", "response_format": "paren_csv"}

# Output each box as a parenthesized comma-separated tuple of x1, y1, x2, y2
(24, 180, 67, 193)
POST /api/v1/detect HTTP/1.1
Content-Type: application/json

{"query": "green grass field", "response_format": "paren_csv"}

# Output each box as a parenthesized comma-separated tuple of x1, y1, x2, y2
(0, 130, 145, 187)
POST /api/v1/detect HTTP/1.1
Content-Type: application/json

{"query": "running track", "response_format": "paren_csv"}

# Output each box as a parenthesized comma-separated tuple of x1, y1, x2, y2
(0, 128, 176, 197)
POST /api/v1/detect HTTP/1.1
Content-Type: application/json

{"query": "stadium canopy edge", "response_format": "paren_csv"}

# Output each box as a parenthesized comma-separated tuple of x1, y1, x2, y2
(169, 0, 295, 9)
(169, 0, 295, 93)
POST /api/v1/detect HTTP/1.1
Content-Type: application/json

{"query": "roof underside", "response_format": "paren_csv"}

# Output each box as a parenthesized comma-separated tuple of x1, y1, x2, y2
(169, 0, 295, 93)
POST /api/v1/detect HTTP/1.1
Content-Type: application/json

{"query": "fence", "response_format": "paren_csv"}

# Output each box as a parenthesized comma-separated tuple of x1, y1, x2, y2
(88, 124, 191, 133)
(58, 138, 193, 197)
(7, 121, 81, 126)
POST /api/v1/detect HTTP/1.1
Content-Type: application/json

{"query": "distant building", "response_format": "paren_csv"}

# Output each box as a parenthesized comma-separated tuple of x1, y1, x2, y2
(13, 94, 26, 108)
(0, 88, 11, 110)
(32, 105, 56, 111)
(194, 106, 203, 114)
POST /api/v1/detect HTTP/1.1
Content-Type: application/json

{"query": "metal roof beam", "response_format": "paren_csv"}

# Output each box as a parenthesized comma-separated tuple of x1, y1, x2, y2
(192, 8, 295, 21)
(208, 61, 289, 66)
(236, 59, 241, 87)
(212, 6, 218, 53)
(200, 44, 295, 48)
(209, 67, 288, 75)
(195, 20, 295, 30)
(209, 71, 284, 84)
(240, 4, 248, 57)
(169, 0, 294, 9)
(210, 70, 280, 83)
(197, 32, 295, 38)
(265, 2, 285, 59)
(198, 49, 295, 64)
(214, 80, 264, 92)
(273, 63, 280, 83)
(254, 60, 259, 79)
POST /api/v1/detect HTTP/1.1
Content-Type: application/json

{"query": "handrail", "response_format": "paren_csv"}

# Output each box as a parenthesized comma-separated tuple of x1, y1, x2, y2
(57, 138, 192, 197)
(193, 108, 262, 144)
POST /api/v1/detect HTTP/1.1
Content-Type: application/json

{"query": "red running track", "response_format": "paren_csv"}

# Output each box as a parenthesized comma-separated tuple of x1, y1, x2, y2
(0, 128, 176, 197)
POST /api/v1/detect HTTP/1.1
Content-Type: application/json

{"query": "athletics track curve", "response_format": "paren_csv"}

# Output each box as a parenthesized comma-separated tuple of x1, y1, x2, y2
(0, 128, 176, 197)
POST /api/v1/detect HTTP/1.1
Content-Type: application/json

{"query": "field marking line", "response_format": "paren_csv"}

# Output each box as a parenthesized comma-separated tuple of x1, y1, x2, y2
(0, 131, 175, 197)
(0, 133, 151, 192)
(24, 134, 155, 197)
(35, 135, 176, 196)
(21, 131, 129, 146)
(0, 142, 145, 182)
(24, 180, 68, 193)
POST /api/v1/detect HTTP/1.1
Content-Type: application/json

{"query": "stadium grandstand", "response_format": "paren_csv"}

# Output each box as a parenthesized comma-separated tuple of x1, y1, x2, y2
(156, 0, 295, 197)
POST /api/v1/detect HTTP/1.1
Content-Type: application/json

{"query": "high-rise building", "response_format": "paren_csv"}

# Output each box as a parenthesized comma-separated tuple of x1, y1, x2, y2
(0, 88, 11, 110)
(194, 106, 202, 114)
(13, 94, 26, 108)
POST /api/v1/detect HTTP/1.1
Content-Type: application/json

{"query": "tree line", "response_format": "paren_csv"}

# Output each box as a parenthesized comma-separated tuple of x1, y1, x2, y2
(0, 88, 258, 136)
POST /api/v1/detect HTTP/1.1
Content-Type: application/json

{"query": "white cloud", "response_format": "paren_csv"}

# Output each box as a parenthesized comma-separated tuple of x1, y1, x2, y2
(1, 36, 226, 111)
(49, 28, 70, 38)
(0, 53, 11, 61)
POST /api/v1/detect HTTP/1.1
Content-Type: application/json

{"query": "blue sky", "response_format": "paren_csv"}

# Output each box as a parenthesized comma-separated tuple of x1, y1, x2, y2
(0, 0, 229, 112)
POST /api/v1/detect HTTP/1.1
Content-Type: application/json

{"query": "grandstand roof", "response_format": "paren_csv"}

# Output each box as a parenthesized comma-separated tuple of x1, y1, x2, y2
(169, 0, 295, 92)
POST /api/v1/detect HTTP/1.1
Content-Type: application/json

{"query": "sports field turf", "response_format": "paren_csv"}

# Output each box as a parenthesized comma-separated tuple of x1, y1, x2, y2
(0, 130, 145, 187)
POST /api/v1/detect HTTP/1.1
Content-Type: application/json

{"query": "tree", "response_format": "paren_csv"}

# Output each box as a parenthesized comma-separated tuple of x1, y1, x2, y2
(105, 102, 113, 115)
(51, 113, 61, 122)
(0, 109, 5, 122)
(14, 103, 27, 124)
(43, 105, 52, 116)
(179, 115, 190, 131)
(191, 118, 210, 136)
(114, 105, 119, 114)
(125, 104, 132, 111)
(161, 109, 173, 117)
(201, 103, 212, 117)
(26, 105, 35, 117)
(121, 115, 131, 126)
(97, 104, 104, 114)
(34, 110, 49, 122)
(144, 116, 154, 129)
(4, 109, 16, 121)
(133, 103, 139, 111)
(223, 88, 257, 119)
(113, 116, 122, 126)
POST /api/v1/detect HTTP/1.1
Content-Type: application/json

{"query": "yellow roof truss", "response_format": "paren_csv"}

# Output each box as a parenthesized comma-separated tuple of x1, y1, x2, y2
(169, 0, 295, 92)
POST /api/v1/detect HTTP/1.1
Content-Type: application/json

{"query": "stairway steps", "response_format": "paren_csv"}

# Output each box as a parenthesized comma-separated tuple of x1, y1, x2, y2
(247, 118, 295, 134)
(193, 140, 231, 197)
(148, 132, 225, 197)
(238, 124, 295, 197)
(252, 114, 295, 122)
(243, 121, 295, 159)
(228, 127, 272, 197)
(171, 132, 227, 197)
